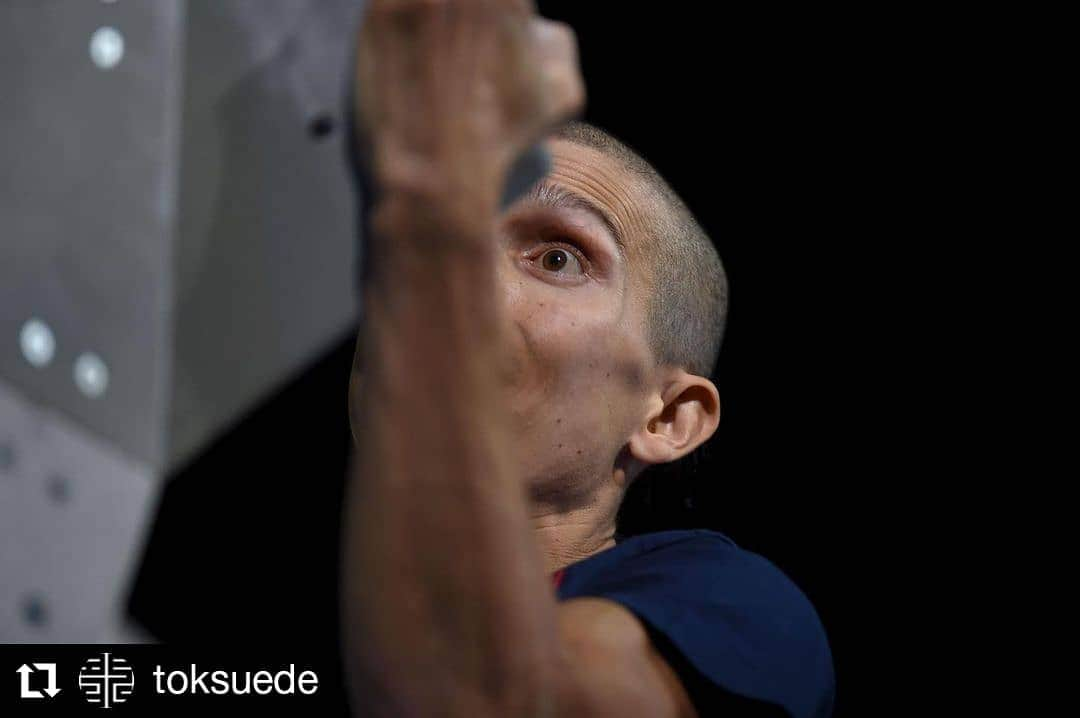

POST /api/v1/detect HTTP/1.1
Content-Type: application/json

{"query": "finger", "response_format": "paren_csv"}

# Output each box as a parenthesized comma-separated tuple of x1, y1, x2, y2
(533, 19, 585, 123)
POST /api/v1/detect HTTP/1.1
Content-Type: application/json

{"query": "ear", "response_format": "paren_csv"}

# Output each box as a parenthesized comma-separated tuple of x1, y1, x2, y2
(627, 369, 721, 466)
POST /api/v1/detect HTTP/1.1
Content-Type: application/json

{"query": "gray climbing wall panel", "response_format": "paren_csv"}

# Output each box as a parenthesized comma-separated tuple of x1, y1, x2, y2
(1, 0, 364, 642)
(0, 379, 155, 643)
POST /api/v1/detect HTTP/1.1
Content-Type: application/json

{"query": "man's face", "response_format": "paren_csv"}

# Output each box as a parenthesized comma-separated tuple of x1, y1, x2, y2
(495, 139, 659, 503)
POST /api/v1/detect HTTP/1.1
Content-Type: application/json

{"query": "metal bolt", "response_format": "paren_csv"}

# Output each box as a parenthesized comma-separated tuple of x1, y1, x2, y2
(19, 318, 55, 368)
(90, 27, 124, 70)
(47, 475, 71, 505)
(22, 594, 48, 627)
(74, 353, 109, 398)
(309, 113, 336, 140)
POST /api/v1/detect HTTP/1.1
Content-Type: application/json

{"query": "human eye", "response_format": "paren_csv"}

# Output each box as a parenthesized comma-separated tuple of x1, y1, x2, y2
(536, 246, 585, 276)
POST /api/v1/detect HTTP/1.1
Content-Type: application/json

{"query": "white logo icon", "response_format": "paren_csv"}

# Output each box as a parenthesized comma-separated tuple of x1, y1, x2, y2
(78, 653, 134, 708)
(16, 662, 61, 699)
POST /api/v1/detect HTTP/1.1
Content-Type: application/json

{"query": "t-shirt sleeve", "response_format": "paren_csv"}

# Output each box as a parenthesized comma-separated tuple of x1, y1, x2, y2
(556, 532, 835, 718)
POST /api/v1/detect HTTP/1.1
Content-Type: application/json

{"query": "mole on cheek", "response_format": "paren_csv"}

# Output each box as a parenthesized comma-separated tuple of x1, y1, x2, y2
(618, 358, 646, 389)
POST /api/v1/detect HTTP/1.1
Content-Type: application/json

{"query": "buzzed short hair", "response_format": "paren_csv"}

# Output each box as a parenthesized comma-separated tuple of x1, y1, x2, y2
(552, 121, 728, 378)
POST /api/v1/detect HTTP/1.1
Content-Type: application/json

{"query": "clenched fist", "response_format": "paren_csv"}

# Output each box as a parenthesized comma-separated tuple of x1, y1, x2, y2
(353, 0, 585, 217)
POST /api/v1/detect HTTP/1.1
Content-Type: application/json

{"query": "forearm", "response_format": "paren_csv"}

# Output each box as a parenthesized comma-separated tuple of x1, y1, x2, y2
(342, 191, 562, 717)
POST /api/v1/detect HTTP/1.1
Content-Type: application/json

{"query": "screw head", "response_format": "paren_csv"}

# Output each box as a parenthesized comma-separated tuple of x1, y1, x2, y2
(19, 318, 55, 368)
(90, 27, 124, 69)
(73, 353, 109, 398)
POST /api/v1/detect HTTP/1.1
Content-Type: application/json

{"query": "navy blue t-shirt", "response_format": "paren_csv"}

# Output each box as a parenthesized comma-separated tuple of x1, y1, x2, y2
(555, 529, 835, 717)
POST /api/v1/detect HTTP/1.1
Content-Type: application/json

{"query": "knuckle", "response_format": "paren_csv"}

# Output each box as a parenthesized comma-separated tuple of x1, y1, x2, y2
(533, 18, 580, 67)
(547, 19, 579, 53)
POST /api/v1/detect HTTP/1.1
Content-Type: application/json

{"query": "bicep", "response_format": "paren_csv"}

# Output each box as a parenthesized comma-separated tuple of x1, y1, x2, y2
(554, 597, 699, 718)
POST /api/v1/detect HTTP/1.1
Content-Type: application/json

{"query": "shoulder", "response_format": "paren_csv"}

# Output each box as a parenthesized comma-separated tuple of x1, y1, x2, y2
(562, 528, 824, 635)
(561, 529, 813, 622)
(557, 529, 836, 718)
(555, 596, 699, 718)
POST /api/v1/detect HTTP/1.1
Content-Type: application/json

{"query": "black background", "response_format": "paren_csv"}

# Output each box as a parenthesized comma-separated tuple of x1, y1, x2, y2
(129, 4, 913, 716)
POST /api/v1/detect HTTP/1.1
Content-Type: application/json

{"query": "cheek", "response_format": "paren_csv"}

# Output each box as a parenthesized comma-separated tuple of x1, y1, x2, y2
(511, 292, 647, 429)
(523, 293, 612, 372)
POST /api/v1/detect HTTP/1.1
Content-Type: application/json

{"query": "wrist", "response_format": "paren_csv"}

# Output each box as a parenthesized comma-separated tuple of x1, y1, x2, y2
(364, 189, 502, 330)
(371, 186, 497, 250)
(371, 144, 506, 222)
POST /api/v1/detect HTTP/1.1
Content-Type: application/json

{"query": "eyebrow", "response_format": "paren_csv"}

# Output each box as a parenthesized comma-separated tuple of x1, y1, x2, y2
(525, 182, 627, 258)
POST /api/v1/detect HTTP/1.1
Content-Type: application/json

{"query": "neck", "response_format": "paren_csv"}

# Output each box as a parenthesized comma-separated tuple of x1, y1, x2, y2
(530, 479, 623, 575)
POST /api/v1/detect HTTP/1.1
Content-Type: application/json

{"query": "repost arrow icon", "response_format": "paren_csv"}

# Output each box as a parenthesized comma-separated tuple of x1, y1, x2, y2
(34, 663, 60, 697)
(16, 664, 42, 699)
